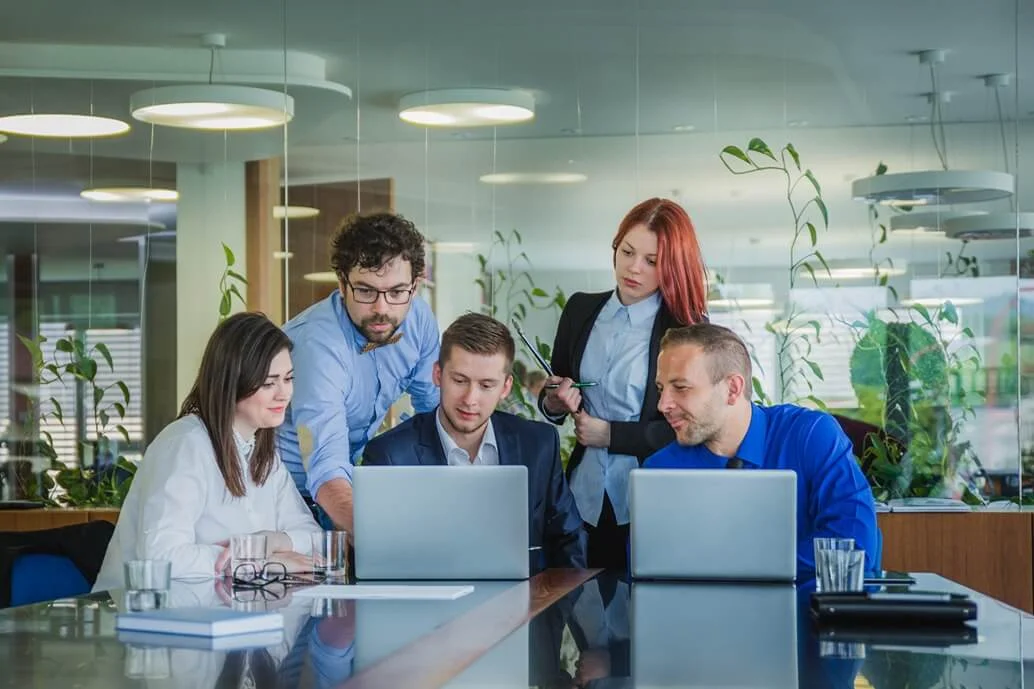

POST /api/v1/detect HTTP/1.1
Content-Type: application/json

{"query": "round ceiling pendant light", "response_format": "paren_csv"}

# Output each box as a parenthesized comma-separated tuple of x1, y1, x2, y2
(851, 170, 1014, 206)
(0, 114, 130, 138)
(889, 210, 986, 235)
(81, 187, 179, 203)
(273, 205, 320, 219)
(130, 84, 294, 131)
(399, 88, 534, 127)
(479, 172, 587, 185)
(943, 212, 1034, 240)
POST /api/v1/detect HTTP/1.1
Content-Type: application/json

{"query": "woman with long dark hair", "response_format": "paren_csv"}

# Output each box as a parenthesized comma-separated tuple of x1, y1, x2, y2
(539, 198, 709, 570)
(95, 312, 320, 589)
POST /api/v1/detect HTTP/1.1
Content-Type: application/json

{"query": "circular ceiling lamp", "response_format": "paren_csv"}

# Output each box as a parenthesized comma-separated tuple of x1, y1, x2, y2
(130, 84, 294, 131)
(0, 114, 130, 138)
(889, 210, 986, 235)
(851, 170, 1014, 207)
(81, 187, 179, 203)
(399, 88, 534, 127)
(479, 172, 586, 185)
(273, 205, 320, 219)
(943, 212, 1034, 240)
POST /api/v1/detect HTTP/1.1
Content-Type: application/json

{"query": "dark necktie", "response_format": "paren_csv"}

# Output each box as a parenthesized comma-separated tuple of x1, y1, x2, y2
(360, 332, 402, 354)
(725, 457, 744, 469)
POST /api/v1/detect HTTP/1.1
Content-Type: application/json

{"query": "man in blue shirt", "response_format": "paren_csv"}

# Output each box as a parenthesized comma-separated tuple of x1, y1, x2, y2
(644, 323, 881, 575)
(278, 212, 440, 531)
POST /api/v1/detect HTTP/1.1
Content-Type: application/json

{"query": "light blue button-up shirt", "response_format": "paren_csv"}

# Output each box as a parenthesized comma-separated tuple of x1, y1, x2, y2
(572, 290, 660, 526)
(277, 291, 441, 498)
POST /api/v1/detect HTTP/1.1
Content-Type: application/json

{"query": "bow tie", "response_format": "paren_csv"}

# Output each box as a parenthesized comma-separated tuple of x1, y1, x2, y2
(360, 332, 402, 354)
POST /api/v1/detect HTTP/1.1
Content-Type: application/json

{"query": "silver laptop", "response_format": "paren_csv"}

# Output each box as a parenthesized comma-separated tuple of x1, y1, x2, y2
(629, 468, 797, 581)
(632, 582, 798, 689)
(353, 465, 530, 580)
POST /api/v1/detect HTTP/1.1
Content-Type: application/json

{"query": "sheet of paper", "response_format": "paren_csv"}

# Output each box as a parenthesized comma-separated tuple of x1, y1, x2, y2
(292, 584, 475, 600)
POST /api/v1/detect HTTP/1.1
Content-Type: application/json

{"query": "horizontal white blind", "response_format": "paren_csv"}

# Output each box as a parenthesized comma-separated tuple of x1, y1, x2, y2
(710, 309, 777, 403)
(85, 328, 143, 463)
(784, 314, 859, 408)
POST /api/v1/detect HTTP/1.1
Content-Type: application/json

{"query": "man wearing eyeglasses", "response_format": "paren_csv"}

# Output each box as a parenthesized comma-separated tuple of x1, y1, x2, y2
(278, 212, 440, 532)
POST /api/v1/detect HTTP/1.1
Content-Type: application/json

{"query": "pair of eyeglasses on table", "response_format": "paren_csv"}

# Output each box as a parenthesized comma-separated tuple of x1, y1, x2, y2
(231, 562, 326, 596)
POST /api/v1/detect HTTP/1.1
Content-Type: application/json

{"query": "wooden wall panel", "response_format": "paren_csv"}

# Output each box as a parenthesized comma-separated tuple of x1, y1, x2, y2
(283, 179, 394, 319)
(0, 510, 90, 532)
(245, 158, 285, 324)
(878, 512, 1033, 612)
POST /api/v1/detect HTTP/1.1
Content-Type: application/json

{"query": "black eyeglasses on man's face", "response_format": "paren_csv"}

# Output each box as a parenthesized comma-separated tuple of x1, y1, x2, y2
(344, 279, 416, 305)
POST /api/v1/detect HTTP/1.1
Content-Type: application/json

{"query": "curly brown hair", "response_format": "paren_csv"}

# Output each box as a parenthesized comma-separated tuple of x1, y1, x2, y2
(330, 212, 427, 282)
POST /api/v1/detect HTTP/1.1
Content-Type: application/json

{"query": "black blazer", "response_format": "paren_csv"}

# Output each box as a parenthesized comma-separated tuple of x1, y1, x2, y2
(361, 410, 587, 570)
(539, 290, 686, 479)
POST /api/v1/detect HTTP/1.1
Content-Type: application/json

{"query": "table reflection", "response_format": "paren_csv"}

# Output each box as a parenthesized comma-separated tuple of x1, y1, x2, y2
(2, 572, 1033, 689)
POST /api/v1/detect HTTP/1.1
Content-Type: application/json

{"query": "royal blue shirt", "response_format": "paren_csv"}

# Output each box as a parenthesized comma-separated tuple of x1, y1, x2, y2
(644, 403, 881, 575)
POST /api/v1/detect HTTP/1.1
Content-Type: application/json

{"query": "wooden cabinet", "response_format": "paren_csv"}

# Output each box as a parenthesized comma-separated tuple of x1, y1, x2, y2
(0, 508, 119, 533)
(878, 512, 1033, 612)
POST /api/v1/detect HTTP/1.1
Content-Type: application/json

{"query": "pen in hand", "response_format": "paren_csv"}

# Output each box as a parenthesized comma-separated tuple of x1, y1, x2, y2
(544, 382, 598, 389)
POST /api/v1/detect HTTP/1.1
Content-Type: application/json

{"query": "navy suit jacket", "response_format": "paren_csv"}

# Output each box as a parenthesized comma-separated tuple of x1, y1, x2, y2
(362, 410, 587, 569)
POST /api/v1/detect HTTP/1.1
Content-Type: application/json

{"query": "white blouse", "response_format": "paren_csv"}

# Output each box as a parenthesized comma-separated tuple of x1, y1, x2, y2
(94, 415, 321, 590)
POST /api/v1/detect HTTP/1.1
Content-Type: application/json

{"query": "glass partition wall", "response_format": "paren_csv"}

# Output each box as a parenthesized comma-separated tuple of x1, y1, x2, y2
(0, 4, 294, 503)
(0, 1, 1030, 515)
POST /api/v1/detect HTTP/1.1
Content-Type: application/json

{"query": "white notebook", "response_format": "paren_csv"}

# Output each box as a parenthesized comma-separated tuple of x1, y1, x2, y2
(118, 628, 285, 650)
(115, 607, 283, 637)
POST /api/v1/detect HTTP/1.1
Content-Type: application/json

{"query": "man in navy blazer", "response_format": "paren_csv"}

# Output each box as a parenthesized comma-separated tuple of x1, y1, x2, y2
(362, 313, 587, 570)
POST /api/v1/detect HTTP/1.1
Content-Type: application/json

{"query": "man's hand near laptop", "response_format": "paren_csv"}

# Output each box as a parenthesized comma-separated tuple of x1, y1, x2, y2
(316, 477, 355, 537)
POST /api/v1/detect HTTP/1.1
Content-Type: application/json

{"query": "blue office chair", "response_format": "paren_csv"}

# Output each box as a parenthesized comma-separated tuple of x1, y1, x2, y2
(10, 554, 90, 606)
(0, 520, 114, 608)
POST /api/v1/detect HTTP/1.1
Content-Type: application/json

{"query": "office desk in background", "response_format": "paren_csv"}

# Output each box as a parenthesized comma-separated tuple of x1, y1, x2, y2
(2, 570, 1034, 689)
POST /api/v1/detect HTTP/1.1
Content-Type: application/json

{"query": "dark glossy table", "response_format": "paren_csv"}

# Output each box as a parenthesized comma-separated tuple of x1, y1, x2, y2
(1, 570, 1031, 689)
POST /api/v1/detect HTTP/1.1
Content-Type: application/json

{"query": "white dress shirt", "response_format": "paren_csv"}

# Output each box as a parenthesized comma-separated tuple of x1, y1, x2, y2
(93, 415, 321, 590)
(434, 408, 499, 466)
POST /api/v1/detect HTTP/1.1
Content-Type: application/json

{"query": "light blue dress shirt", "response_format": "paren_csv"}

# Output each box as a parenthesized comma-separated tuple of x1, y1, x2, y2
(572, 290, 660, 526)
(277, 291, 441, 498)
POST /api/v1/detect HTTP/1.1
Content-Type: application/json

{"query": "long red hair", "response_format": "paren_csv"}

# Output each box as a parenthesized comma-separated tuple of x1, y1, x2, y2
(612, 198, 708, 326)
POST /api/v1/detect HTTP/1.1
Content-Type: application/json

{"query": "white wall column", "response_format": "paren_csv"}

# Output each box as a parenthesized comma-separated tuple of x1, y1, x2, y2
(176, 162, 246, 402)
(432, 247, 482, 333)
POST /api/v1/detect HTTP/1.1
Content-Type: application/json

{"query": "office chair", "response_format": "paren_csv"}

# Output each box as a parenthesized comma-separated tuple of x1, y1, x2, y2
(0, 520, 115, 608)
(830, 414, 906, 474)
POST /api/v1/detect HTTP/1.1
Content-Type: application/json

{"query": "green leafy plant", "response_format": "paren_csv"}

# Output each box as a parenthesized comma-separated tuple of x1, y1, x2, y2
(477, 229, 566, 415)
(719, 137, 831, 407)
(219, 243, 248, 320)
(16, 332, 137, 506)
(848, 302, 985, 502)
(863, 162, 902, 300)
(475, 229, 575, 463)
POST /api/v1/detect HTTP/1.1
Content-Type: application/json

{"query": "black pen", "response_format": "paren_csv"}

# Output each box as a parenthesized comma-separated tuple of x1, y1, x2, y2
(512, 320, 598, 389)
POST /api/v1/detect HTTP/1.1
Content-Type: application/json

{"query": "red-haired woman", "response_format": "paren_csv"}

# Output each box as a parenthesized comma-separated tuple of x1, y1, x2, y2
(539, 198, 708, 570)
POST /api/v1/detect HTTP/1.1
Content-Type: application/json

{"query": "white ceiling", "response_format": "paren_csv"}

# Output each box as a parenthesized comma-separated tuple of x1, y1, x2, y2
(0, 0, 1032, 267)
